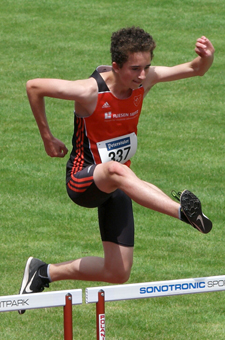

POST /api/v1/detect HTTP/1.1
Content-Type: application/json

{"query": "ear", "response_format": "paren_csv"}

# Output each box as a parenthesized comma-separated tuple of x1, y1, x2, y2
(112, 61, 120, 73)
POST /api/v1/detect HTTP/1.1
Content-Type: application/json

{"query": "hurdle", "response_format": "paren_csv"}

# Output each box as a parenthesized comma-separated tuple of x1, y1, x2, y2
(86, 275, 225, 339)
(0, 289, 82, 340)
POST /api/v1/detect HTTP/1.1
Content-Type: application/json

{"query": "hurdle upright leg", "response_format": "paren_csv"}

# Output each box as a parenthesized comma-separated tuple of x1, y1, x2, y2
(96, 290, 105, 340)
(64, 293, 73, 340)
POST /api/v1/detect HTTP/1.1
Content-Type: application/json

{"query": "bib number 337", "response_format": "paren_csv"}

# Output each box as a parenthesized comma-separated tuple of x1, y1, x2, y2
(97, 133, 137, 164)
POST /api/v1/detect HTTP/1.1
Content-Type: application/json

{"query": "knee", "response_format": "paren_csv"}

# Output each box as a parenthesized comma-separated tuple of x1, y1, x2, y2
(105, 162, 130, 189)
(115, 269, 131, 284)
(103, 242, 134, 284)
(107, 161, 127, 178)
(107, 262, 133, 284)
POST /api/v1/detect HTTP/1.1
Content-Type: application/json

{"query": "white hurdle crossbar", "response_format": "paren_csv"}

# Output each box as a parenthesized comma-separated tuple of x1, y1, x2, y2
(0, 289, 82, 340)
(86, 275, 225, 339)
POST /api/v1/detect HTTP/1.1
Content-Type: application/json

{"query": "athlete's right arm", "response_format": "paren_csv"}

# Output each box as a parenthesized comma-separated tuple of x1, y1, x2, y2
(26, 78, 98, 157)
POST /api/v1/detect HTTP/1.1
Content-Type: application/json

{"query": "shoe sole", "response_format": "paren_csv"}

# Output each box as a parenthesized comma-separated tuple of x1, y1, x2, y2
(180, 190, 212, 234)
(18, 256, 33, 315)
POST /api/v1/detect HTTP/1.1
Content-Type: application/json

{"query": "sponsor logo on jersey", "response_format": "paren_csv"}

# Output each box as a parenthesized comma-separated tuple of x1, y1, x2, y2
(104, 110, 139, 120)
(104, 112, 112, 119)
(102, 102, 111, 109)
(134, 95, 142, 107)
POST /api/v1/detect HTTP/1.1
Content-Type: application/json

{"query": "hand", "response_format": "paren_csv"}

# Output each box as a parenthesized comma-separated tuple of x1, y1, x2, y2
(195, 36, 215, 58)
(44, 136, 68, 158)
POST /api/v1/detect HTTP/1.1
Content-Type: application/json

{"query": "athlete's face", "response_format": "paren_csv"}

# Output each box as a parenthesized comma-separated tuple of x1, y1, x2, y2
(114, 51, 151, 89)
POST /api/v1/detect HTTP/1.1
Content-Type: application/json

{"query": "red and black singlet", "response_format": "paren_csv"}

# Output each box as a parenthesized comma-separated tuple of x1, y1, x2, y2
(68, 66, 144, 176)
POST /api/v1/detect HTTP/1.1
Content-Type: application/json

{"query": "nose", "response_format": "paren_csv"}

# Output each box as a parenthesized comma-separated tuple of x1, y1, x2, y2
(138, 69, 146, 80)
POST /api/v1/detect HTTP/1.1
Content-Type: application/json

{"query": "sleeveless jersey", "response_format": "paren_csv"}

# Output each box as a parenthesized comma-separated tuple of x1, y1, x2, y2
(68, 66, 144, 175)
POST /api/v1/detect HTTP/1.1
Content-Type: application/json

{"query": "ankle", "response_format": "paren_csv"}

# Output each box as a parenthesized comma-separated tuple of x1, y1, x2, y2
(179, 207, 190, 225)
(38, 263, 51, 283)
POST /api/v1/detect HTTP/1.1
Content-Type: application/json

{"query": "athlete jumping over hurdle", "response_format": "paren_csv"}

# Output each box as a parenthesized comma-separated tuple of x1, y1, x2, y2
(19, 27, 214, 314)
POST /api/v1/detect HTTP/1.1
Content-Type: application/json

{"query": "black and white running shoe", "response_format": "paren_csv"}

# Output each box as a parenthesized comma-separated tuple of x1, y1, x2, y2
(18, 257, 50, 315)
(172, 189, 212, 234)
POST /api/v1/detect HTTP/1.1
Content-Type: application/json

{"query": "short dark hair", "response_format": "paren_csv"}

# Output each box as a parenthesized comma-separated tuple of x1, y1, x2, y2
(110, 27, 156, 68)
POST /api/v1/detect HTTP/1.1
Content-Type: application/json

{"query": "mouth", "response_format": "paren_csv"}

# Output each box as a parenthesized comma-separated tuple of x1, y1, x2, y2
(133, 80, 142, 85)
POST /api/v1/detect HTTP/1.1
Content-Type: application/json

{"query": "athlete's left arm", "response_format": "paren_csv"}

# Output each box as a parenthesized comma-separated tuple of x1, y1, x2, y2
(144, 36, 214, 90)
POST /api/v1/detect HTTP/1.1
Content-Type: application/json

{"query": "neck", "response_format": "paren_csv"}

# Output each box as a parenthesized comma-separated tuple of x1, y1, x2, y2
(101, 71, 132, 99)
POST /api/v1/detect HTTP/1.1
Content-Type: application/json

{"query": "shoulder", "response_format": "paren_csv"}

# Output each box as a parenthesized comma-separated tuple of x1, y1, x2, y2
(72, 77, 98, 104)
(141, 66, 159, 95)
(74, 77, 99, 117)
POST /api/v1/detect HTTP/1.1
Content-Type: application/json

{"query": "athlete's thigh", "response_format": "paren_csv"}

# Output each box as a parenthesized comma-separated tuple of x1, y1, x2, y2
(66, 164, 112, 208)
(98, 189, 134, 246)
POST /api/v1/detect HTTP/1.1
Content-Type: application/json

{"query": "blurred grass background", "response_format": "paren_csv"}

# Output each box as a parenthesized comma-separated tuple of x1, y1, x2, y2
(0, 0, 224, 338)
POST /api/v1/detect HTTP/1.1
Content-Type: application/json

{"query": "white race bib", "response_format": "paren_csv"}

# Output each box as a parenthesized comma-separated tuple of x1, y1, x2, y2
(97, 133, 137, 164)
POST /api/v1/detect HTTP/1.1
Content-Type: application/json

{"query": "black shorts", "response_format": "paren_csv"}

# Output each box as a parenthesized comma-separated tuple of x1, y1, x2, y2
(66, 164, 134, 247)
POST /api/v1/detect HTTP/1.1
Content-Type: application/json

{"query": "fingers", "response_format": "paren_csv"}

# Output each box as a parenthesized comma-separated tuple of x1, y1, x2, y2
(195, 36, 215, 57)
(57, 146, 68, 158)
(45, 140, 68, 158)
(52, 144, 68, 158)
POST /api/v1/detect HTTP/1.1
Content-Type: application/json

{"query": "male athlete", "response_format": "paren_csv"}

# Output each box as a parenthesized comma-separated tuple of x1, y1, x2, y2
(18, 27, 214, 313)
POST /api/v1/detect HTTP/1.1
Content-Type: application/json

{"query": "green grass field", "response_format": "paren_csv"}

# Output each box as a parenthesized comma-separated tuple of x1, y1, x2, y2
(1, 0, 225, 338)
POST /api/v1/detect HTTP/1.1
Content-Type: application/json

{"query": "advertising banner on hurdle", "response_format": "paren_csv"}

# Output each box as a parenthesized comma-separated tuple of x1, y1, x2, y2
(0, 289, 82, 313)
(86, 275, 225, 303)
